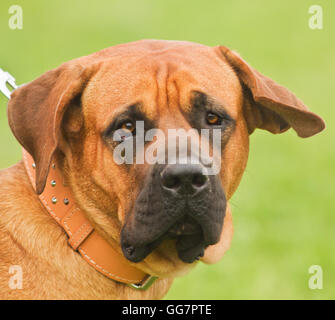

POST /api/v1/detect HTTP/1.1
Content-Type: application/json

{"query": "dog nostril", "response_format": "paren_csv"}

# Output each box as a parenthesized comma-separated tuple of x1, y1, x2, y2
(162, 175, 181, 189)
(192, 173, 208, 188)
(161, 164, 209, 195)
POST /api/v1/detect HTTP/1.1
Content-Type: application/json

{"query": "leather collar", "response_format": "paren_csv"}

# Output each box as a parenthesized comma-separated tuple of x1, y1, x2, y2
(22, 148, 156, 290)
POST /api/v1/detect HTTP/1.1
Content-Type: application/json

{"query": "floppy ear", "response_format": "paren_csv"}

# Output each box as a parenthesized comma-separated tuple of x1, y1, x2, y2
(218, 46, 325, 137)
(8, 63, 95, 194)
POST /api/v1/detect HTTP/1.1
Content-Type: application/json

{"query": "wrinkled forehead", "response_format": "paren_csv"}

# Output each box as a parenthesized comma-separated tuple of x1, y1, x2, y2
(82, 47, 242, 130)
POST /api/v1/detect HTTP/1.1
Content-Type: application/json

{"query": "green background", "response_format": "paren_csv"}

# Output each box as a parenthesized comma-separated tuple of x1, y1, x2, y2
(0, 0, 334, 299)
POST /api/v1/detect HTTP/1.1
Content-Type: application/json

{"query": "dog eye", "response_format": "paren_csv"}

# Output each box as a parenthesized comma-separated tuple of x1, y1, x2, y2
(120, 121, 136, 133)
(206, 112, 222, 125)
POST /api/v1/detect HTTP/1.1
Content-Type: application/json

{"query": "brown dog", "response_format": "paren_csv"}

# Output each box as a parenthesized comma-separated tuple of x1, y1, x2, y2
(0, 40, 325, 299)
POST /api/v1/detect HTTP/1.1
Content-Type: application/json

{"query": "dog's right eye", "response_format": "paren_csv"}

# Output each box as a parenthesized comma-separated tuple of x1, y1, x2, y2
(120, 121, 136, 133)
(112, 120, 137, 141)
(103, 119, 136, 142)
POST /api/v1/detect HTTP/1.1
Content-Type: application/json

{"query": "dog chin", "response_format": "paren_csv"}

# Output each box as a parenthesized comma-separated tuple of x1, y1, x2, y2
(121, 218, 221, 264)
(122, 236, 207, 264)
(121, 236, 207, 264)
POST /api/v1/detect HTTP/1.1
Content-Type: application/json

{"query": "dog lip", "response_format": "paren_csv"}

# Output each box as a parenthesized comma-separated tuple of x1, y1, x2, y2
(121, 206, 223, 263)
(121, 217, 205, 263)
(121, 242, 151, 263)
(121, 232, 168, 263)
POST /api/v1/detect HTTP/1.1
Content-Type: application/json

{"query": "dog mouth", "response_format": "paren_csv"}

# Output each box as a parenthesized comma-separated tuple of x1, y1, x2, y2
(167, 216, 207, 263)
(120, 165, 226, 264)
(121, 213, 215, 264)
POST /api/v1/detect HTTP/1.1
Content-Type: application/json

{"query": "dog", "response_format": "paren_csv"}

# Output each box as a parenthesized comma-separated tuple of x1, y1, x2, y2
(0, 40, 325, 299)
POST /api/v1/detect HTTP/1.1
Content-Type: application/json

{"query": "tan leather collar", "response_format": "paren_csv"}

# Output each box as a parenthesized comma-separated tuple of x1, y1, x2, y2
(22, 148, 155, 289)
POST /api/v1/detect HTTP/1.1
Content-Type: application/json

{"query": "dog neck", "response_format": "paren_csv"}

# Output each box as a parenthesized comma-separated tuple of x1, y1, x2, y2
(22, 148, 157, 290)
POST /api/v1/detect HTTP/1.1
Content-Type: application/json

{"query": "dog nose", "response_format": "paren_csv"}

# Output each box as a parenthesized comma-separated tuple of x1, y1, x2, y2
(161, 164, 208, 195)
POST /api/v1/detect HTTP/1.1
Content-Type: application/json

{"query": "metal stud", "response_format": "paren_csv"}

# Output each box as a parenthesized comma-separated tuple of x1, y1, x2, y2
(51, 180, 56, 187)
(51, 197, 57, 204)
(52, 164, 56, 169)
(63, 198, 69, 205)
(32, 163, 36, 169)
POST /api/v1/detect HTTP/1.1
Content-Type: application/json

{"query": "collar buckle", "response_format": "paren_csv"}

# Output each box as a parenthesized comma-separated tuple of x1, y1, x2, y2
(128, 275, 158, 290)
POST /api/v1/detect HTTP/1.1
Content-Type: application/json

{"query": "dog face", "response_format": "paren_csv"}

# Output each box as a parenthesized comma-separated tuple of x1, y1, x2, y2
(86, 50, 243, 264)
(8, 40, 325, 275)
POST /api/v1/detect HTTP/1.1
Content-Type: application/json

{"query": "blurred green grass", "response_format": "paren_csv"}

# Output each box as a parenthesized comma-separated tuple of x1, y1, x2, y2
(0, 0, 334, 299)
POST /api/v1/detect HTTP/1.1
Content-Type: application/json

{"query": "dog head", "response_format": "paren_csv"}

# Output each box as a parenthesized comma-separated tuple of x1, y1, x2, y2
(8, 40, 325, 275)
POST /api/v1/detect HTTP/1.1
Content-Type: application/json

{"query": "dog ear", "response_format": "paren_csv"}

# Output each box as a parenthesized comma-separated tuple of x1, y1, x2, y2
(218, 46, 325, 137)
(8, 63, 95, 194)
